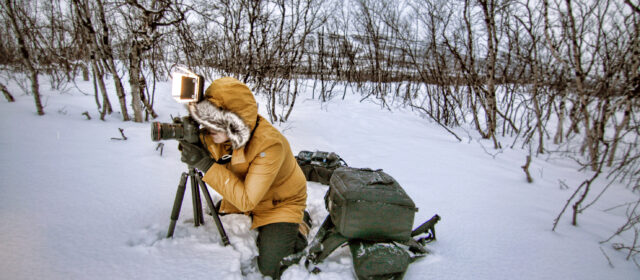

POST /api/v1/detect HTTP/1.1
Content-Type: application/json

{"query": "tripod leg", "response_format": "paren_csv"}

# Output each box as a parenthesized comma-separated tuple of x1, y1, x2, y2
(195, 183, 205, 225)
(195, 172, 231, 246)
(195, 173, 205, 225)
(167, 172, 189, 238)
(189, 168, 204, 227)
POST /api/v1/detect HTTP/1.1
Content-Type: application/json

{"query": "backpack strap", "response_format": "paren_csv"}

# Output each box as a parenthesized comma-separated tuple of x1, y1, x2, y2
(309, 229, 349, 264)
(400, 214, 441, 263)
(402, 238, 429, 255)
(411, 214, 440, 243)
(279, 216, 349, 269)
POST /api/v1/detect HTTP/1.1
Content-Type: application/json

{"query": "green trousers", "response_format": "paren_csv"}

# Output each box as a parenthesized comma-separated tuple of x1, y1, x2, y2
(256, 222, 307, 279)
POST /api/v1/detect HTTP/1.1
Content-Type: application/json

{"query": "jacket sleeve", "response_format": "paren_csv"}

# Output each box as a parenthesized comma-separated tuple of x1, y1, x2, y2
(202, 142, 284, 212)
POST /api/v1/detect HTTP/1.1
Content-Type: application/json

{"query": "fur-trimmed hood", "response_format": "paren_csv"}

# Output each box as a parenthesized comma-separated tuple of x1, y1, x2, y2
(188, 77, 258, 150)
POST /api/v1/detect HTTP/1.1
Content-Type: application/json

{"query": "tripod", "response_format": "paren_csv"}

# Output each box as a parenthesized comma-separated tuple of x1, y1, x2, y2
(166, 166, 230, 246)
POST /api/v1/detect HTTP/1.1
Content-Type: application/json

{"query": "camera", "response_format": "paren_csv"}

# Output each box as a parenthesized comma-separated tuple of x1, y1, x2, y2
(151, 116, 201, 144)
(150, 68, 205, 144)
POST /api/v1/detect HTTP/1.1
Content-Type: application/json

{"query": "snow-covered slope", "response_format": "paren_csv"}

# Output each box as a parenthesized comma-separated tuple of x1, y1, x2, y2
(0, 77, 637, 279)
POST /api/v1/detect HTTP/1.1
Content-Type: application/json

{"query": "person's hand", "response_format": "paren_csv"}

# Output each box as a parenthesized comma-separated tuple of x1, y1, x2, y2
(178, 141, 215, 172)
(180, 116, 201, 144)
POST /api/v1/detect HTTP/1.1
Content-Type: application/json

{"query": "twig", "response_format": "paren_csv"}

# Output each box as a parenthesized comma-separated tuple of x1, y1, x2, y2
(463, 128, 474, 143)
(600, 247, 614, 268)
(602, 200, 640, 244)
(279, 123, 294, 134)
(522, 155, 533, 183)
(604, 201, 639, 212)
(0, 82, 14, 102)
(630, 228, 640, 260)
(57, 106, 68, 115)
(82, 111, 91, 120)
(552, 180, 586, 231)
(111, 128, 127, 140)
(572, 172, 602, 225)
(573, 145, 609, 218)
(613, 242, 640, 260)
(581, 179, 617, 211)
(538, 167, 544, 179)
(477, 139, 504, 159)
(559, 180, 569, 190)
(409, 104, 462, 142)
(155, 142, 164, 156)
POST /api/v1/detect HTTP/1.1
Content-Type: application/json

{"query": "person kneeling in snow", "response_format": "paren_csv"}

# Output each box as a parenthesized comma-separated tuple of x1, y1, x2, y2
(179, 77, 310, 279)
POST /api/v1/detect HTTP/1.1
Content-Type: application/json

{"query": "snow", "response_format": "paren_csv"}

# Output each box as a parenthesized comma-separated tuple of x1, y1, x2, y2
(1, 76, 638, 279)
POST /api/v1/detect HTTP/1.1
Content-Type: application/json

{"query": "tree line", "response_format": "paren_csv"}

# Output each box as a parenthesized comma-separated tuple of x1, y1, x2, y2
(1, 0, 639, 265)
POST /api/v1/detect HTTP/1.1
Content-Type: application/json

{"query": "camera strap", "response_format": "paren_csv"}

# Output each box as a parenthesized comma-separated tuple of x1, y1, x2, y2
(215, 154, 232, 164)
(250, 116, 260, 140)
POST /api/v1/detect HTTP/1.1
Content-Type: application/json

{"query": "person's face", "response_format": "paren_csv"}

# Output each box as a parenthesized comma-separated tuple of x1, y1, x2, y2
(207, 129, 229, 144)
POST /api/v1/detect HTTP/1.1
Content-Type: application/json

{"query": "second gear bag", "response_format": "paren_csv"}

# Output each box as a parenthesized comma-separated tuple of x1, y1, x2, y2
(349, 240, 410, 280)
(296, 150, 347, 185)
(327, 167, 417, 242)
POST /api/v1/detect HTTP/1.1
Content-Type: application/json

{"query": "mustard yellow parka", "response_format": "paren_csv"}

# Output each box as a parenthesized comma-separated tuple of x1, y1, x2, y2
(188, 77, 307, 229)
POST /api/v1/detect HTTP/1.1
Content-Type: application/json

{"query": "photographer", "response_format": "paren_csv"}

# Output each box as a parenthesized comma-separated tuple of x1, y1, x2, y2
(178, 77, 309, 279)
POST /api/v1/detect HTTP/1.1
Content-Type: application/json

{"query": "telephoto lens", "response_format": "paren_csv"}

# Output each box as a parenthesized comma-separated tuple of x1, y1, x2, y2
(151, 122, 185, 141)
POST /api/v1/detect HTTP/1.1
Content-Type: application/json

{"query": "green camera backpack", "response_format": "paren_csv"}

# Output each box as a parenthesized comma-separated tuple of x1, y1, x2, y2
(327, 167, 417, 242)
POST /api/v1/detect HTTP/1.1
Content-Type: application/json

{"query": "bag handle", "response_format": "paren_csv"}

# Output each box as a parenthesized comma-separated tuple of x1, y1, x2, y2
(365, 169, 395, 185)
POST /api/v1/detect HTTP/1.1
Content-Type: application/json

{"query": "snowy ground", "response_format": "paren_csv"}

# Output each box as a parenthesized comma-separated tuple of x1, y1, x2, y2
(1, 76, 638, 279)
